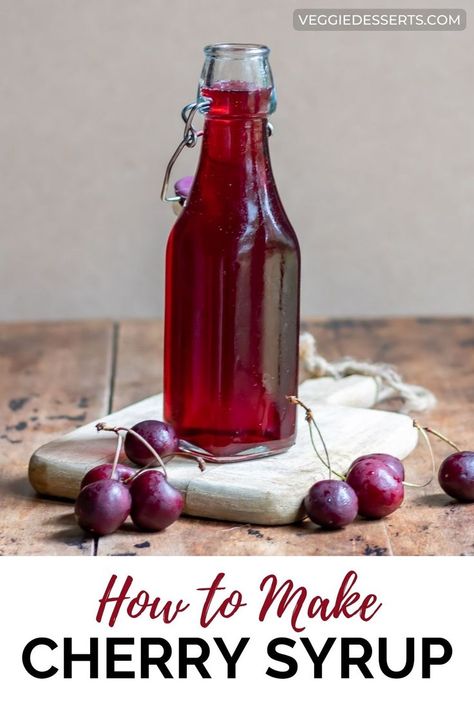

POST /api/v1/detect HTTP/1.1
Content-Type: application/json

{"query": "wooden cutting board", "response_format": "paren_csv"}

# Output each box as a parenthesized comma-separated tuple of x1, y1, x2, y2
(28, 376, 418, 525)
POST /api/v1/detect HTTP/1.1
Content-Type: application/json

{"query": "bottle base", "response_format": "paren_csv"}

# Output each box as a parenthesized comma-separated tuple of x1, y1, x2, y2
(178, 435, 296, 464)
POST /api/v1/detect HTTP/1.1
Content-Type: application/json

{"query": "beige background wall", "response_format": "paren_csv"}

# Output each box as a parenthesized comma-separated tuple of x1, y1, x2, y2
(0, 0, 472, 321)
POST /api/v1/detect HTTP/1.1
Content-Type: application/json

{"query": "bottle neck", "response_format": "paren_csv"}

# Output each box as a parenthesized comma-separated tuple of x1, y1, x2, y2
(190, 85, 275, 200)
(202, 114, 269, 163)
(191, 119, 274, 211)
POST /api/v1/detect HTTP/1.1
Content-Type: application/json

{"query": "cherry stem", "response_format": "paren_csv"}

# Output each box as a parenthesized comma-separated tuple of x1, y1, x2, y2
(409, 421, 435, 488)
(174, 450, 206, 472)
(96, 423, 169, 478)
(287, 396, 343, 480)
(413, 421, 461, 452)
(110, 433, 123, 481)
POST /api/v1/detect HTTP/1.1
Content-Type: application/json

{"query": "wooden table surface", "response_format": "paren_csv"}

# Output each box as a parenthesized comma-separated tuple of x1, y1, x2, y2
(0, 317, 473, 556)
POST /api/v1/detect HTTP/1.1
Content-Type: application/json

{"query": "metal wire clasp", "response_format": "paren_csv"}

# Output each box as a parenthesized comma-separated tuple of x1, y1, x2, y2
(160, 98, 211, 202)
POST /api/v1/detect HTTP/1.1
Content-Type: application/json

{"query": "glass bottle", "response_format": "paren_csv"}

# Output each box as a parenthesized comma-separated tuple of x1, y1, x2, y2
(164, 44, 300, 462)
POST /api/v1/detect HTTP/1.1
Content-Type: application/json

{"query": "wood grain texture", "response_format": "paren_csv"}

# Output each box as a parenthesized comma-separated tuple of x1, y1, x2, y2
(1, 317, 473, 556)
(0, 321, 115, 555)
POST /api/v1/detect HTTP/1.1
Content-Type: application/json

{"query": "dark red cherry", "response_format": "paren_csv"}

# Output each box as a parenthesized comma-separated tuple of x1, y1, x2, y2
(304, 479, 358, 529)
(75, 479, 131, 536)
(124, 420, 178, 466)
(130, 469, 184, 531)
(438, 451, 474, 502)
(346, 455, 404, 519)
